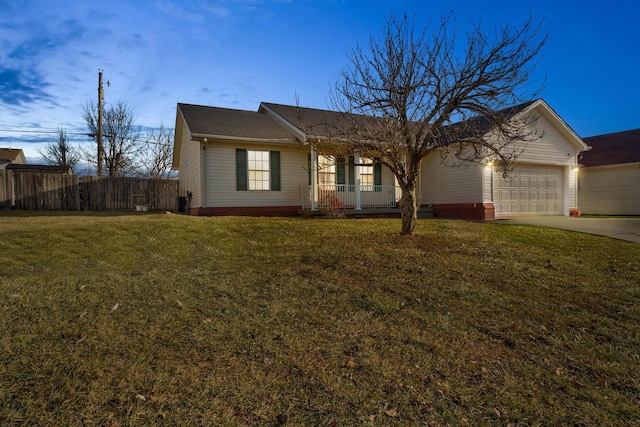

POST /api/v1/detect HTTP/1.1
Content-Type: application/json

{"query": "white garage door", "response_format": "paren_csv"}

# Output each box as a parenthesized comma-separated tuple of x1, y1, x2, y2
(494, 165, 563, 217)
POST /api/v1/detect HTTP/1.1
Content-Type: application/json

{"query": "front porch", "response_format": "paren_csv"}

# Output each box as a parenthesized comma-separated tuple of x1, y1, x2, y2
(299, 184, 435, 218)
(300, 184, 401, 211)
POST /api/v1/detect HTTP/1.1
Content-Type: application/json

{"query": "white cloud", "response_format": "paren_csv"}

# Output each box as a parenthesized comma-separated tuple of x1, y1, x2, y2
(153, 0, 205, 22)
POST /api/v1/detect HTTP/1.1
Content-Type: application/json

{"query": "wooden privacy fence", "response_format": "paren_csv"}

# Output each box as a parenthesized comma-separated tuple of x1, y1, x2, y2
(1, 171, 80, 210)
(0, 170, 179, 211)
(0, 170, 13, 210)
(82, 176, 178, 211)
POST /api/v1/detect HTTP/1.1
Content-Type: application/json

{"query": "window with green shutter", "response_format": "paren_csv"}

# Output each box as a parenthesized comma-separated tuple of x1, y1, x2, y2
(336, 156, 345, 192)
(348, 156, 355, 192)
(270, 151, 281, 191)
(236, 149, 248, 191)
(374, 157, 382, 192)
(237, 149, 281, 191)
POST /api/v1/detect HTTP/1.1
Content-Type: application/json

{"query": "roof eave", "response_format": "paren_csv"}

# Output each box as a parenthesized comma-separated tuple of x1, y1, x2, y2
(171, 105, 186, 170)
(191, 133, 296, 144)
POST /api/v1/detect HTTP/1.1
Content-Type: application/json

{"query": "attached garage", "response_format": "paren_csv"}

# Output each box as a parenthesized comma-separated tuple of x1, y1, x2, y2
(421, 100, 587, 220)
(493, 164, 564, 217)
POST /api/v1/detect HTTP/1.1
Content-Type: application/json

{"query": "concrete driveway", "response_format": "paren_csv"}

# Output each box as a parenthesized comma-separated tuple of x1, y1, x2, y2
(494, 216, 640, 243)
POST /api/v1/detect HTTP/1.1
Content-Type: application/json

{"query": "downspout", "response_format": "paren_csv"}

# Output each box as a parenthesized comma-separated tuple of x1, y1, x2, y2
(199, 139, 207, 208)
(563, 164, 570, 216)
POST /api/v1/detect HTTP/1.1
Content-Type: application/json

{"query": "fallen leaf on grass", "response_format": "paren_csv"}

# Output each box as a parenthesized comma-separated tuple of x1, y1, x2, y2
(385, 408, 398, 417)
(110, 303, 119, 312)
(598, 377, 607, 387)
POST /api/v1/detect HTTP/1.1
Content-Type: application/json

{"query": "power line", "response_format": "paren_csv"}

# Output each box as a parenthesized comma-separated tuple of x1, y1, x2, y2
(0, 128, 91, 136)
(0, 129, 173, 146)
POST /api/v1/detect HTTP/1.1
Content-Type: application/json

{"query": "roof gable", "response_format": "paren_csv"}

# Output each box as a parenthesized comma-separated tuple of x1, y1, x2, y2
(523, 99, 588, 151)
(0, 148, 26, 163)
(580, 128, 640, 167)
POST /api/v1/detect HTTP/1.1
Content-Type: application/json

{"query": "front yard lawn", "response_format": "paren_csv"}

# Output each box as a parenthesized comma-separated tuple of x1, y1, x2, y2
(1, 214, 638, 425)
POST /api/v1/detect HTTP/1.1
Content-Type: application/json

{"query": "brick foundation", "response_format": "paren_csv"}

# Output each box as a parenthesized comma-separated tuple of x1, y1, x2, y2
(190, 204, 496, 220)
(431, 203, 495, 220)
(190, 206, 301, 217)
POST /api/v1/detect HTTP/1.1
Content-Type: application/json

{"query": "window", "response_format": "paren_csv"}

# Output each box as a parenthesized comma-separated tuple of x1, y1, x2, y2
(318, 155, 335, 185)
(236, 149, 280, 191)
(248, 150, 270, 190)
(359, 157, 374, 191)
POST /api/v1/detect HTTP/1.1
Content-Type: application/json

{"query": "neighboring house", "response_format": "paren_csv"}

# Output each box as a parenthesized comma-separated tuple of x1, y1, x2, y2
(172, 99, 588, 219)
(0, 148, 27, 169)
(578, 128, 640, 215)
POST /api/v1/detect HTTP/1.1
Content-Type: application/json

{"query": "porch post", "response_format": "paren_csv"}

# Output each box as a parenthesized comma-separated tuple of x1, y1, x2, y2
(354, 153, 361, 210)
(311, 146, 318, 211)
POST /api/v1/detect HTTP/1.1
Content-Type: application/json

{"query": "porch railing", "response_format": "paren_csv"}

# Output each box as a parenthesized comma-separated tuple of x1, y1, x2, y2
(301, 184, 401, 210)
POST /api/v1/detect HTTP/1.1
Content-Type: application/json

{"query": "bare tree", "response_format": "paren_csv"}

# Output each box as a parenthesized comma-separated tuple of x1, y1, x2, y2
(38, 128, 80, 169)
(83, 100, 142, 176)
(323, 13, 547, 235)
(137, 124, 174, 179)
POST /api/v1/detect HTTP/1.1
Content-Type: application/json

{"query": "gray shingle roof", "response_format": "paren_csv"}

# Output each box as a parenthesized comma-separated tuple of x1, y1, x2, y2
(178, 103, 296, 142)
(263, 99, 541, 143)
(260, 102, 341, 137)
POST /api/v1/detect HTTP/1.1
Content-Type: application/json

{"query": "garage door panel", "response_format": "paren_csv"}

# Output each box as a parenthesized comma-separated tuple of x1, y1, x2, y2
(494, 165, 563, 217)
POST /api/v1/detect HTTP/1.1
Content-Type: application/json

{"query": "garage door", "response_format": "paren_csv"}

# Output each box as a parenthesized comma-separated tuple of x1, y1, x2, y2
(493, 165, 563, 217)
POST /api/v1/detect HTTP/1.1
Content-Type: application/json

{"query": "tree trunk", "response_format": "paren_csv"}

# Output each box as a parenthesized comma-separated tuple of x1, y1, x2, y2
(399, 186, 417, 235)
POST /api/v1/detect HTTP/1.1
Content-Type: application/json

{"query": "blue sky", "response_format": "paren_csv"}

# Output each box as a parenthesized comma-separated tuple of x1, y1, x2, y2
(1, 0, 639, 161)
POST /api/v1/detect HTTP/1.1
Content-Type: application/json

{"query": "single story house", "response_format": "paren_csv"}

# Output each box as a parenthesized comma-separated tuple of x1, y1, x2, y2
(0, 148, 27, 169)
(578, 128, 640, 215)
(172, 99, 588, 219)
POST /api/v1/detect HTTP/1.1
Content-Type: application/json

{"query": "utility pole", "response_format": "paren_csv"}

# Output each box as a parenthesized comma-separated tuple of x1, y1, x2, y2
(97, 70, 104, 176)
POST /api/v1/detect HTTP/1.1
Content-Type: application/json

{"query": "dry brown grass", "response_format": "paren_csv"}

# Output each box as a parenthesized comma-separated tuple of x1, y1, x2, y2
(0, 213, 638, 425)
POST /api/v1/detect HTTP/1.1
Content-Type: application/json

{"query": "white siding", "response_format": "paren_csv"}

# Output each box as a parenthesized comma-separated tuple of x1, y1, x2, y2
(205, 141, 308, 207)
(579, 164, 640, 215)
(421, 152, 484, 204)
(482, 165, 493, 202)
(177, 121, 202, 207)
(568, 166, 578, 209)
(515, 113, 580, 165)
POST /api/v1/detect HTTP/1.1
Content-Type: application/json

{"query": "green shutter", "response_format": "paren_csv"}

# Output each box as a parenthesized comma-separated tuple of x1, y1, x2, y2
(270, 151, 281, 191)
(348, 156, 355, 192)
(374, 158, 382, 192)
(236, 149, 247, 191)
(337, 157, 345, 192)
